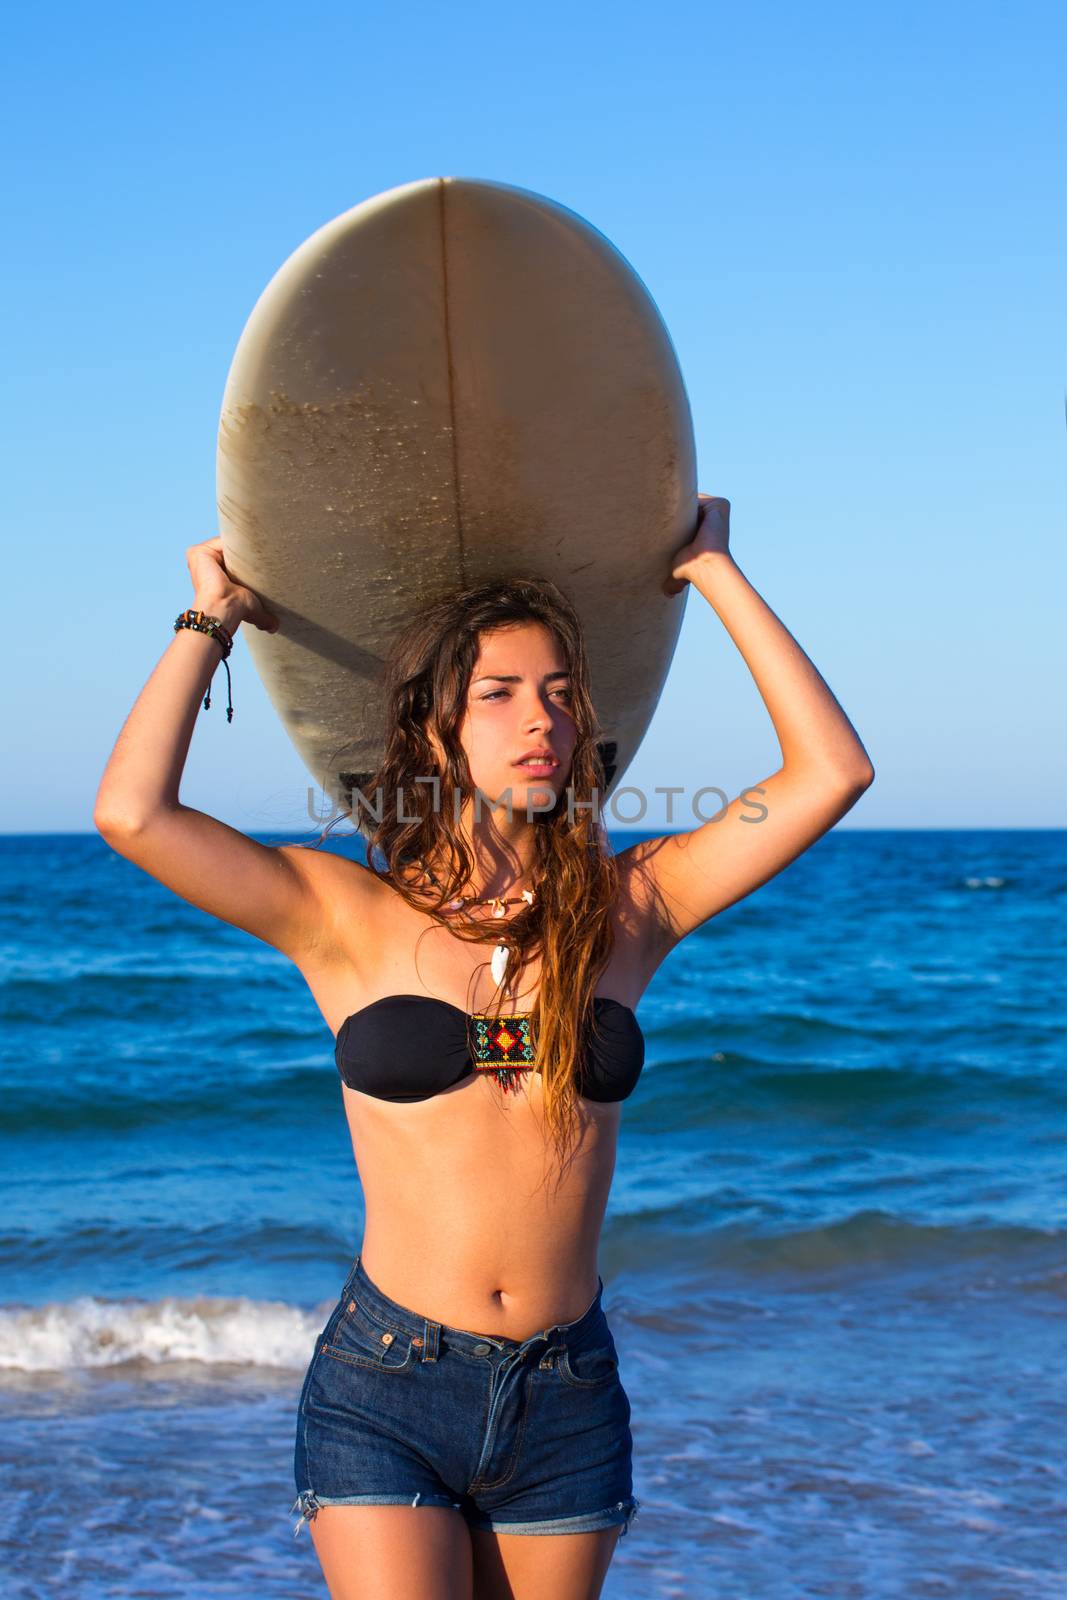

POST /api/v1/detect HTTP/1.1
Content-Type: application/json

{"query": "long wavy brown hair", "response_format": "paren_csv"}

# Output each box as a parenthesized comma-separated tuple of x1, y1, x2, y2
(324, 576, 622, 1175)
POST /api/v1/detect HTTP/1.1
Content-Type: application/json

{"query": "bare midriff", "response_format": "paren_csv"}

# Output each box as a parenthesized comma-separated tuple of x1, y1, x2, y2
(342, 1072, 620, 1340)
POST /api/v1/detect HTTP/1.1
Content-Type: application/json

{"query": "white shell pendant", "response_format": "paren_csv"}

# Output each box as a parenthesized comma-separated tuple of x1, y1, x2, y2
(491, 942, 510, 987)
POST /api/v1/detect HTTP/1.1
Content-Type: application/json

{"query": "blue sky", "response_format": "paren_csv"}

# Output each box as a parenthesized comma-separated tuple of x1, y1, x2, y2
(5, 1, 1064, 832)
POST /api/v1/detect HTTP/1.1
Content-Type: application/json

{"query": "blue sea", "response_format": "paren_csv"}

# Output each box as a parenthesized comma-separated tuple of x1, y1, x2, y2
(2, 828, 1065, 1598)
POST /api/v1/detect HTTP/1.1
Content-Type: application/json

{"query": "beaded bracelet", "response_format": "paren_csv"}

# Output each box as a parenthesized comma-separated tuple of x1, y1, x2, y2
(174, 606, 234, 654)
(173, 607, 235, 722)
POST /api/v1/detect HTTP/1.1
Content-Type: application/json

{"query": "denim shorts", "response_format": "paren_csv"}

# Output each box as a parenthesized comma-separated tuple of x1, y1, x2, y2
(292, 1254, 640, 1539)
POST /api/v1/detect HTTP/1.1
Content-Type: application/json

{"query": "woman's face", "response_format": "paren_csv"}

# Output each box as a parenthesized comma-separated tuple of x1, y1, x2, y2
(455, 621, 578, 810)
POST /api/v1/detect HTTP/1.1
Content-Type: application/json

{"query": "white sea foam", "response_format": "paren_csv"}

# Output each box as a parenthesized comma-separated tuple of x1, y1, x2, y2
(0, 1294, 326, 1372)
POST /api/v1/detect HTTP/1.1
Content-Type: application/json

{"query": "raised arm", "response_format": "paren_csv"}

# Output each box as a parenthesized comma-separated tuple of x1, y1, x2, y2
(616, 496, 875, 961)
(93, 538, 331, 962)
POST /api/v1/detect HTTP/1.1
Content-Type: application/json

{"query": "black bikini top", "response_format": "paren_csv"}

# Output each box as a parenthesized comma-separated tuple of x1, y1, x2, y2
(335, 994, 645, 1104)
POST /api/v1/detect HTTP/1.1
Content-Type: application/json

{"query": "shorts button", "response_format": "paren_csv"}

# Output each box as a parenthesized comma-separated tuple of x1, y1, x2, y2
(381, 1332, 394, 1345)
(472, 1342, 492, 1356)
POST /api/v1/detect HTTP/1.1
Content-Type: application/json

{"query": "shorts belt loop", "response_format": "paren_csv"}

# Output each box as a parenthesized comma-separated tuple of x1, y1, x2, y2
(418, 1317, 440, 1361)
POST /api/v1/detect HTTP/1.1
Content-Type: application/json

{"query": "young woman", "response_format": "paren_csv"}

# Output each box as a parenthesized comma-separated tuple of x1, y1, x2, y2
(94, 495, 873, 1600)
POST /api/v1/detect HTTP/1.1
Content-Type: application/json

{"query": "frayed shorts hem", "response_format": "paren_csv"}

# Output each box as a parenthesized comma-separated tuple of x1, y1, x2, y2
(466, 1496, 641, 1537)
(291, 1490, 461, 1533)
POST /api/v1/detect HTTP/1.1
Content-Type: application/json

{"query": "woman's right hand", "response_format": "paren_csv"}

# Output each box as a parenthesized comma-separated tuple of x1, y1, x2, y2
(186, 535, 280, 633)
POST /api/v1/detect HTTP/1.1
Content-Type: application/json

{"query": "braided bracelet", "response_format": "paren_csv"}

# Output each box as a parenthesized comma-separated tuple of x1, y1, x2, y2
(174, 607, 235, 722)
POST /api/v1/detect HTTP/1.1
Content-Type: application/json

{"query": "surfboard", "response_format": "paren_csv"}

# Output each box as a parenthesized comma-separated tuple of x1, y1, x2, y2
(215, 176, 696, 820)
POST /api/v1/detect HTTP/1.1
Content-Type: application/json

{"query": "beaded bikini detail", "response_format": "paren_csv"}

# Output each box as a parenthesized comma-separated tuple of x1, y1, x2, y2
(468, 1012, 538, 1093)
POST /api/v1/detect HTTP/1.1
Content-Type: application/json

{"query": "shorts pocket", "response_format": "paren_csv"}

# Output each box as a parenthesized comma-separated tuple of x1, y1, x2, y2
(322, 1290, 417, 1374)
(556, 1338, 620, 1389)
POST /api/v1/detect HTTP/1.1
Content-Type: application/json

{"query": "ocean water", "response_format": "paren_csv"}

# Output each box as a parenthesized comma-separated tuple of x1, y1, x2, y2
(1, 827, 1065, 1598)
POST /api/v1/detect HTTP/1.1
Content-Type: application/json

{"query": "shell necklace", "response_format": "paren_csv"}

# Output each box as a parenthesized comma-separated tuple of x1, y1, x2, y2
(417, 857, 539, 988)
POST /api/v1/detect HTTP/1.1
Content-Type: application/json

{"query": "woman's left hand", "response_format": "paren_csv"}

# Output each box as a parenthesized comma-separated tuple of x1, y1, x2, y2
(663, 494, 732, 596)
